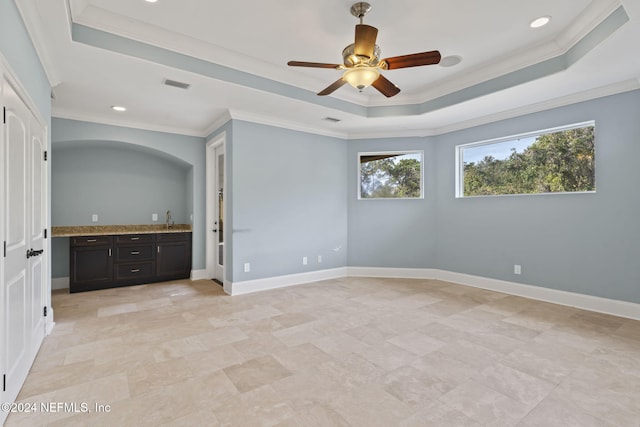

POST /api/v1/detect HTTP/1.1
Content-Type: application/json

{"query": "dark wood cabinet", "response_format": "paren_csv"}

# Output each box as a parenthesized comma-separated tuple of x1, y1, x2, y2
(70, 236, 113, 292)
(69, 232, 191, 293)
(156, 233, 192, 280)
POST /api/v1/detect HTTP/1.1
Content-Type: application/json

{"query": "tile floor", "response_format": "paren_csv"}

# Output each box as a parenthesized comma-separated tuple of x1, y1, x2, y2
(5, 277, 640, 426)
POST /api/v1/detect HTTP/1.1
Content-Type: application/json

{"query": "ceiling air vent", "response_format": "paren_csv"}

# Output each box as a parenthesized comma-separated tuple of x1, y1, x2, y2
(162, 78, 191, 90)
(323, 117, 341, 123)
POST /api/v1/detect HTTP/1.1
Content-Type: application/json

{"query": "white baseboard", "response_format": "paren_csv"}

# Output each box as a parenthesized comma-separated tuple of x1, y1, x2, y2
(432, 269, 640, 321)
(229, 267, 348, 296)
(190, 269, 208, 280)
(348, 266, 438, 279)
(50, 267, 640, 320)
(51, 277, 69, 290)
(347, 266, 640, 321)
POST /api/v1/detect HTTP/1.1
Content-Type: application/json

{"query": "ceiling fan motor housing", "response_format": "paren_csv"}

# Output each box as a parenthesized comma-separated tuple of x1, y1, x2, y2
(342, 43, 381, 67)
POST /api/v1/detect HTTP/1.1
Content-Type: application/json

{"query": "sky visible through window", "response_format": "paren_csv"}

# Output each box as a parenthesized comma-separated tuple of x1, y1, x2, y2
(463, 136, 536, 164)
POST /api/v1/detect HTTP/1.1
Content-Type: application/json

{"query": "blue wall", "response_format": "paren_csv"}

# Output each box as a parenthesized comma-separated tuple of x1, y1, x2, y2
(229, 121, 348, 283)
(1, 0, 52, 292)
(346, 90, 640, 304)
(434, 91, 640, 303)
(0, 0, 51, 119)
(347, 137, 438, 268)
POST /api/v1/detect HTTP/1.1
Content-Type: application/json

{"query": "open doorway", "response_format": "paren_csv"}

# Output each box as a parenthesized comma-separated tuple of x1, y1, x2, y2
(206, 133, 225, 285)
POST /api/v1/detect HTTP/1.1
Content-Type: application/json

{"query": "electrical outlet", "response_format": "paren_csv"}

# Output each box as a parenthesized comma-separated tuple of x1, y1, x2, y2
(303, 256, 308, 265)
(91, 214, 98, 222)
(152, 213, 158, 221)
(514, 264, 522, 275)
(317, 255, 322, 264)
(244, 263, 250, 273)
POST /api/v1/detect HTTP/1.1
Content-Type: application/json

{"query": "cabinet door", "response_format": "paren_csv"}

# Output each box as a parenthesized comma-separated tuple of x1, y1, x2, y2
(156, 241, 190, 279)
(70, 245, 113, 292)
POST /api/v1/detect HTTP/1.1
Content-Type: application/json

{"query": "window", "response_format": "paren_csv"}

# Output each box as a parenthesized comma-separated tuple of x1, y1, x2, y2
(456, 122, 595, 197)
(358, 151, 423, 199)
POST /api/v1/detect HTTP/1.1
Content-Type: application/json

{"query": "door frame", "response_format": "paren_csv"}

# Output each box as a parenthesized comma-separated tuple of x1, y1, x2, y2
(205, 132, 226, 286)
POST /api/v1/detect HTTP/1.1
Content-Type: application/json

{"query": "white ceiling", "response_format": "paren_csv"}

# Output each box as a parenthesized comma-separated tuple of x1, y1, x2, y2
(16, 0, 640, 138)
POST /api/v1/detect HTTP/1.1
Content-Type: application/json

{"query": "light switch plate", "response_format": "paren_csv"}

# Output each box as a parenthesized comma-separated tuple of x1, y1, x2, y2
(91, 214, 98, 222)
(152, 213, 158, 221)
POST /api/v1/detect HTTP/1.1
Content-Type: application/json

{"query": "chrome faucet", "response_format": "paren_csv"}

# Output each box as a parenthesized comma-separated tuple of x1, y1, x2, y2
(166, 210, 174, 229)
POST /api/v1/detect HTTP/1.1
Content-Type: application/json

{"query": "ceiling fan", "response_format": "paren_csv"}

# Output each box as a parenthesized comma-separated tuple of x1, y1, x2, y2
(287, 2, 441, 98)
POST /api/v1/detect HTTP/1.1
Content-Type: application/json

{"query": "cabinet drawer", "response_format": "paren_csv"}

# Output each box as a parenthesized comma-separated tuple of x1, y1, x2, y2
(115, 262, 155, 281)
(115, 234, 155, 244)
(115, 245, 154, 262)
(71, 235, 112, 246)
(157, 232, 190, 242)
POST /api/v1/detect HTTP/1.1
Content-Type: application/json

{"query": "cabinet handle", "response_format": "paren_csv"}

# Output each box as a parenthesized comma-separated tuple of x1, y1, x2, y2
(131, 237, 140, 241)
(108, 248, 112, 257)
(131, 269, 140, 273)
(131, 251, 140, 255)
(157, 246, 160, 253)
(87, 239, 97, 243)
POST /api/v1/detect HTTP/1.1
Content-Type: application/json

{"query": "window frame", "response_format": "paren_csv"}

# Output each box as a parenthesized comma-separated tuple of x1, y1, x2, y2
(357, 150, 425, 200)
(455, 121, 596, 198)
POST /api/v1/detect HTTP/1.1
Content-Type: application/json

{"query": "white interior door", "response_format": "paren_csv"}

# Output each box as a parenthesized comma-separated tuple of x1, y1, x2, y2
(213, 145, 225, 282)
(29, 112, 46, 354)
(206, 135, 225, 284)
(1, 74, 46, 418)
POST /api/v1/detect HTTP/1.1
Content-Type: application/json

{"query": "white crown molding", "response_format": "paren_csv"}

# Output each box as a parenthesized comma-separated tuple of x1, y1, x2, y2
(406, 0, 625, 106)
(52, 108, 207, 137)
(346, 79, 640, 140)
(429, 78, 640, 136)
(556, 0, 623, 49)
(68, 1, 623, 109)
(203, 111, 232, 137)
(14, 0, 62, 86)
(71, 4, 366, 106)
(53, 78, 640, 141)
(228, 109, 348, 139)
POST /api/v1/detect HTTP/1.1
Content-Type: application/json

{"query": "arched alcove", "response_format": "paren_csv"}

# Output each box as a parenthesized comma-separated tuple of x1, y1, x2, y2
(50, 117, 208, 284)
(52, 140, 192, 225)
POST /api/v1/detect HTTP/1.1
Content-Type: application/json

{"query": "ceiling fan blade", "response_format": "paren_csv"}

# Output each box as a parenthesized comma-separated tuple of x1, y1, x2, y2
(287, 61, 341, 69)
(354, 24, 378, 59)
(372, 74, 401, 97)
(382, 50, 441, 70)
(318, 78, 347, 96)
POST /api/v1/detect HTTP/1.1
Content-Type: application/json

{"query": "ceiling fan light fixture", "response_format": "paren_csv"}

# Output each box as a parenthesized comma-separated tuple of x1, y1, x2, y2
(343, 67, 380, 90)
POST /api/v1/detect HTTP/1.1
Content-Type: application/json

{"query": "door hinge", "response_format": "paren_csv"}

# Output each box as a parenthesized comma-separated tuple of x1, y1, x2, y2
(44, 228, 48, 239)
(44, 306, 47, 317)
(3, 241, 6, 258)
(2, 106, 5, 124)
(44, 150, 48, 161)
(2, 374, 5, 392)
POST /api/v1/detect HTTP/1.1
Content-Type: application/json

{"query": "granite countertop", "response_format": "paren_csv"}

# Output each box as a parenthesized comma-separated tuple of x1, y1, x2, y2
(51, 224, 192, 237)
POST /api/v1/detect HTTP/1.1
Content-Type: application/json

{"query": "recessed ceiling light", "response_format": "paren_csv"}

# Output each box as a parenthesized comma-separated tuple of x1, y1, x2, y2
(530, 16, 551, 28)
(111, 105, 127, 112)
(439, 55, 462, 68)
(145, 0, 158, 3)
